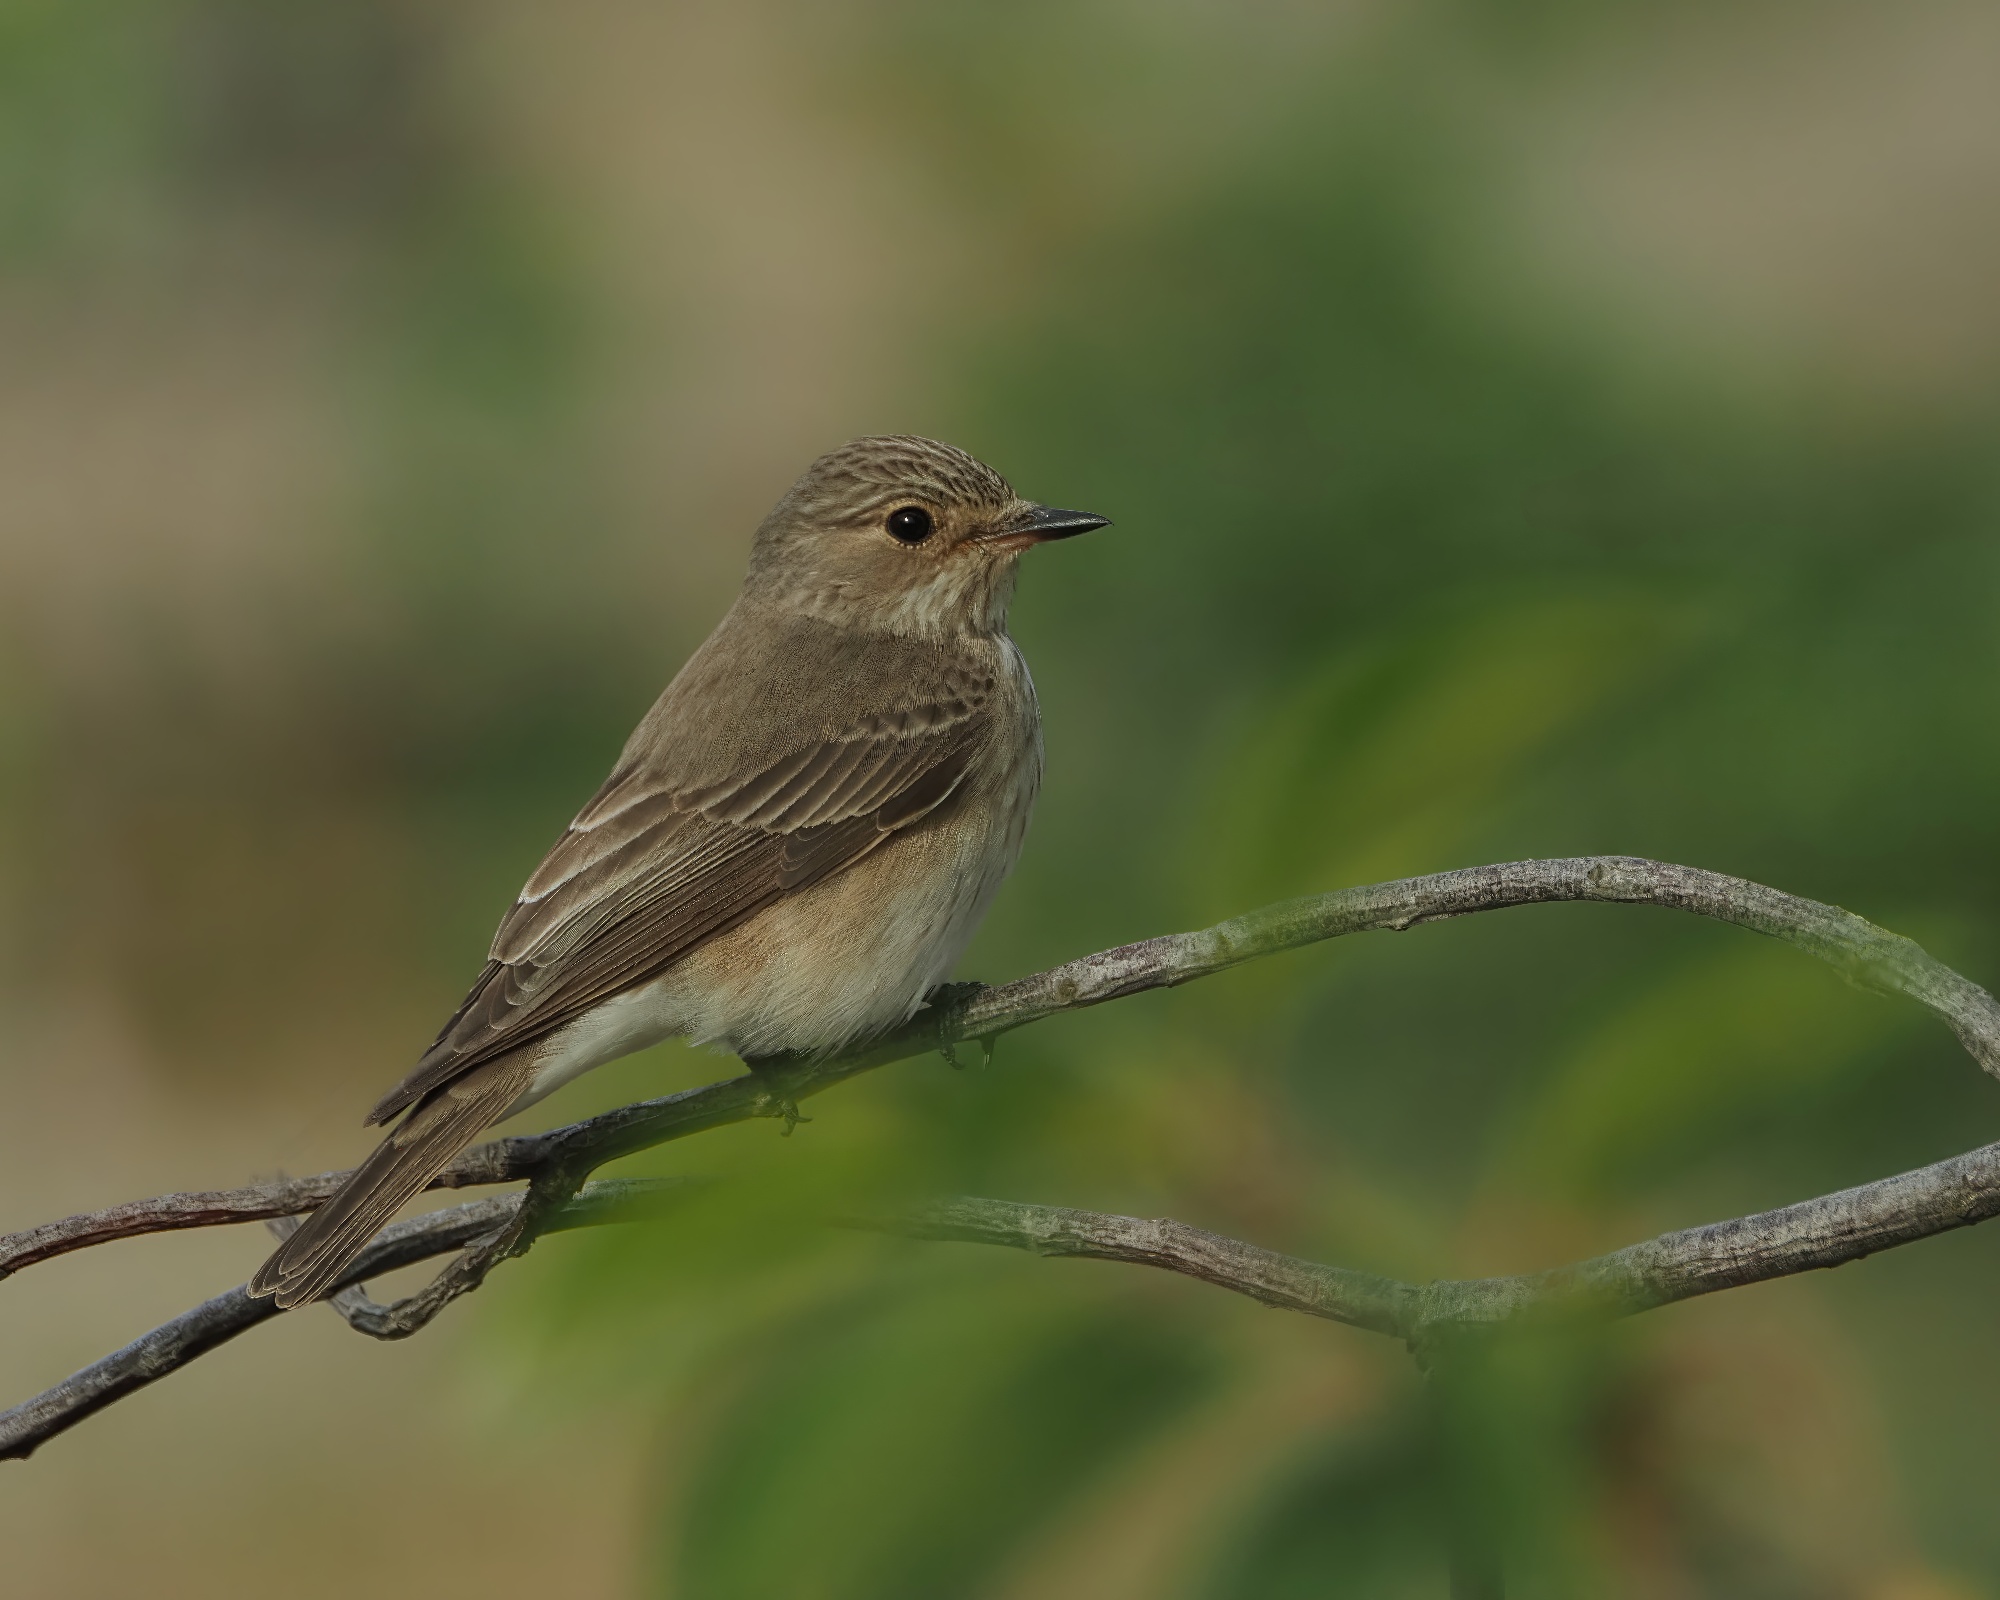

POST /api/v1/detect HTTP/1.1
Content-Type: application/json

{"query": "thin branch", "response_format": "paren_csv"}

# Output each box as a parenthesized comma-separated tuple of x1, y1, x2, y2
(0, 1179, 693, 1460)
(0, 1172, 354, 1280)
(872, 1137, 2000, 1346)
(867, 1196, 1420, 1336)
(949, 856, 2000, 1076)
(10, 857, 1991, 1283)
(4, 857, 1998, 1457)
(1429, 1135, 2000, 1328)
(324, 1166, 592, 1341)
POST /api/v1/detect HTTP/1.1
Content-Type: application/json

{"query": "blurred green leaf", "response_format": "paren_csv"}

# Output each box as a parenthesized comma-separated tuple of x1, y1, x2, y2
(1202, 591, 1688, 911)
(1195, 1414, 1446, 1600)
(665, 1274, 1216, 1600)
(1493, 936, 1923, 1201)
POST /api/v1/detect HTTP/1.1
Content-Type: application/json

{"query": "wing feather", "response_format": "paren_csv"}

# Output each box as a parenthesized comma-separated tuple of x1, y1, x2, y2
(366, 705, 985, 1125)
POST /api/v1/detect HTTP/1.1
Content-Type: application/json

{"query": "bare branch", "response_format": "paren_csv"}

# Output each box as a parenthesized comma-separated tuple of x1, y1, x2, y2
(0, 1179, 692, 1460)
(1433, 1135, 2000, 1327)
(5, 856, 1998, 1456)
(10, 857, 1990, 1282)
(0, 1196, 515, 1462)
(323, 1167, 593, 1341)
(868, 1197, 1420, 1335)
(872, 1137, 2000, 1346)
(951, 856, 2000, 1076)
(0, 1173, 354, 1280)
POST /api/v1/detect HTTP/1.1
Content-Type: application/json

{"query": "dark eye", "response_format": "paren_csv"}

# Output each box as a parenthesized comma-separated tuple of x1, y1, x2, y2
(886, 505, 934, 544)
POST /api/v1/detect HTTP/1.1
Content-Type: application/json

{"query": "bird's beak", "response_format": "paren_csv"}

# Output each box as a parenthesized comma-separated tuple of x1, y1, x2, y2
(980, 503, 1113, 546)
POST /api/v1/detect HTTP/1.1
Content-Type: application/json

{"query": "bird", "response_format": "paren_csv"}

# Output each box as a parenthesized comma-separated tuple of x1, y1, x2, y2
(250, 435, 1109, 1308)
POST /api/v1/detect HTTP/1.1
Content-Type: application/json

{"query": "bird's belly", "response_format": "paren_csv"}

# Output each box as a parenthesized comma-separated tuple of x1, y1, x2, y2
(514, 705, 1038, 1109)
(661, 780, 1033, 1058)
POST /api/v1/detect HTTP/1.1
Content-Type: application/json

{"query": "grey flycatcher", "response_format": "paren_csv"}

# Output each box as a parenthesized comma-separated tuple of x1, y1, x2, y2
(251, 435, 1109, 1307)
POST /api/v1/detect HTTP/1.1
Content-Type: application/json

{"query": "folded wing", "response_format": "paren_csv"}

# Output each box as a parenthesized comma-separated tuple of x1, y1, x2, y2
(366, 711, 983, 1125)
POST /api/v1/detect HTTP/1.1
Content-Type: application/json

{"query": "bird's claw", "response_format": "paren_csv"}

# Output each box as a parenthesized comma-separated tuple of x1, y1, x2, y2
(938, 1034, 996, 1071)
(924, 981, 991, 1069)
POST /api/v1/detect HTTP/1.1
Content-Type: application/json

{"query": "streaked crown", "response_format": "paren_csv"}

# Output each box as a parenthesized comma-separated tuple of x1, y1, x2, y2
(765, 435, 1016, 530)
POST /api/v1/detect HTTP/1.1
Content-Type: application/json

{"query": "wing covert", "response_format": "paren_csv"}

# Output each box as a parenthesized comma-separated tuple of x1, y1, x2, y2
(366, 707, 984, 1124)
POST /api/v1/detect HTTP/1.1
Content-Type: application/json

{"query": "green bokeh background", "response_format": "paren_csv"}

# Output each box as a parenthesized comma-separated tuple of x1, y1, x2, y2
(3, 2, 1998, 1595)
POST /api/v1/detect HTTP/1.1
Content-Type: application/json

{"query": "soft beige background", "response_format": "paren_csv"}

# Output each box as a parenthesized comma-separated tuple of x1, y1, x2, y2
(3, 1, 1998, 1593)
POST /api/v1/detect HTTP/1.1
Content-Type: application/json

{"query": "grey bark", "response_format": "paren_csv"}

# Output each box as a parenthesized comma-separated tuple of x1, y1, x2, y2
(3, 856, 1996, 1460)
(0, 1180, 688, 1459)
(862, 1137, 2000, 1346)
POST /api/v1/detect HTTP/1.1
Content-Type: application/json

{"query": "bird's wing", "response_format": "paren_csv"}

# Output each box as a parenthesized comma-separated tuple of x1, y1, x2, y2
(366, 706, 986, 1124)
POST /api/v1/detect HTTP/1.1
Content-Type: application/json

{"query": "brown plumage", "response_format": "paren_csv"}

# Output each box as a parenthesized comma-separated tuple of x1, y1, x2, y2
(250, 436, 1108, 1309)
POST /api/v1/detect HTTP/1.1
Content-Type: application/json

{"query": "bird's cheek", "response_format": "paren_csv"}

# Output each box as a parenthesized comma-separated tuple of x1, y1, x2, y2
(971, 531, 1038, 556)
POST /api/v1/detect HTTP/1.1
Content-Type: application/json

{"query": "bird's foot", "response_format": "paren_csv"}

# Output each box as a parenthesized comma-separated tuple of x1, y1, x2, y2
(940, 1040, 996, 1072)
(923, 982, 991, 1069)
(743, 1052, 813, 1135)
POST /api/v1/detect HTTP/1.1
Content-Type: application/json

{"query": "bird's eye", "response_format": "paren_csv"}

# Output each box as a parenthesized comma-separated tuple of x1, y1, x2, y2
(886, 505, 934, 544)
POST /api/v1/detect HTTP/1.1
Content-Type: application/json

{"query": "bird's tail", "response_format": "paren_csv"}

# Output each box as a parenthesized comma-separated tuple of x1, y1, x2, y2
(249, 1054, 538, 1310)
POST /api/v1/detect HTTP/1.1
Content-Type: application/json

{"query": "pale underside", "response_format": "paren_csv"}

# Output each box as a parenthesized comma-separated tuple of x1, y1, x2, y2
(512, 763, 1037, 1110)
(374, 614, 1044, 1125)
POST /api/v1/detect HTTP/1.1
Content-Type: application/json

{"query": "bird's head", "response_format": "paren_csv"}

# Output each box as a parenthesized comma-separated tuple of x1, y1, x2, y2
(743, 435, 1110, 638)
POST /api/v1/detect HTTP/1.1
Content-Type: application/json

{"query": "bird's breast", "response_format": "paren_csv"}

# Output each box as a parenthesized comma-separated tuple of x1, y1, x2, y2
(650, 636, 1042, 1060)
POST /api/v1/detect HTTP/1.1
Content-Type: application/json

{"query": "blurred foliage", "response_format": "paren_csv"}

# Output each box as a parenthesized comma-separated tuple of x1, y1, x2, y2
(671, 1280, 1215, 1600)
(5, 0, 2000, 1596)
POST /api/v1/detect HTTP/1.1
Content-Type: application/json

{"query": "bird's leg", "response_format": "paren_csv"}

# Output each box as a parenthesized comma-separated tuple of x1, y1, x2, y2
(742, 1052, 814, 1135)
(921, 981, 989, 1069)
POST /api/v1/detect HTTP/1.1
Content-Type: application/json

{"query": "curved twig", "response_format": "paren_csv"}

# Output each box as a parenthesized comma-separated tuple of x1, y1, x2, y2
(0, 1178, 692, 1461)
(952, 856, 2000, 1074)
(0, 1173, 355, 1280)
(24, 1114, 1990, 1466)
(865, 1197, 1420, 1335)
(871, 1137, 2000, 1345)
(3, 857, 1996, 1461)
(322, 1166, 592, 1340)
(9, 857, 1991, 1284)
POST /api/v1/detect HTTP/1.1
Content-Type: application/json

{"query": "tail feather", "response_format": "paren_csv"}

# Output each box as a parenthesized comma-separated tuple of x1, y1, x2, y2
(250, 1055, 536, 1310)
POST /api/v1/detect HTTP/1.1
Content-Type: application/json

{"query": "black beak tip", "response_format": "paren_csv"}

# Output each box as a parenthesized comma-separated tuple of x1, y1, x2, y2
(1024, 506, 1113, 540)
